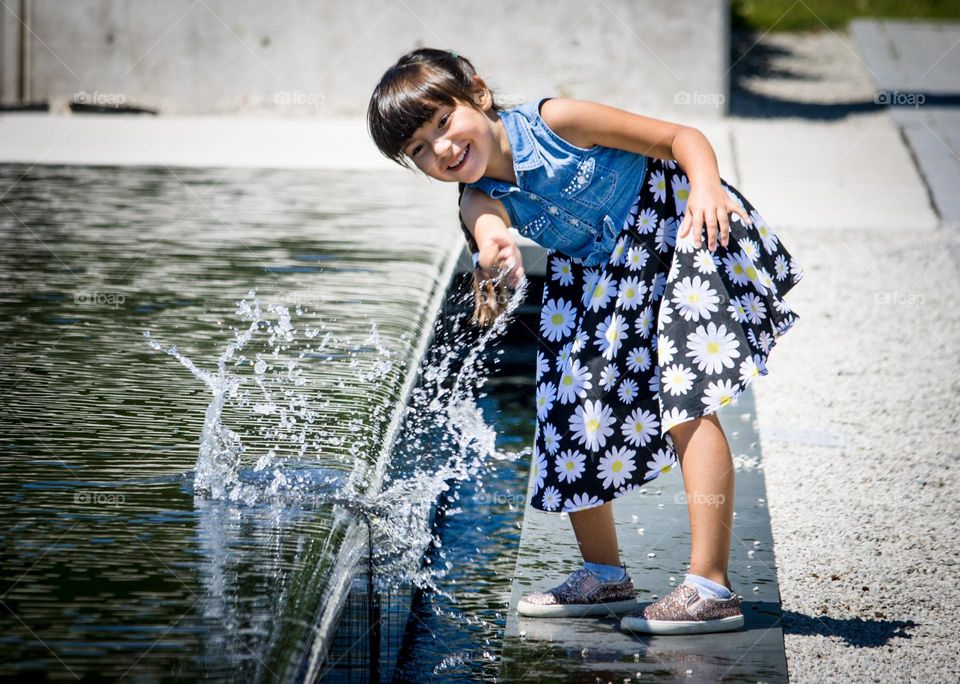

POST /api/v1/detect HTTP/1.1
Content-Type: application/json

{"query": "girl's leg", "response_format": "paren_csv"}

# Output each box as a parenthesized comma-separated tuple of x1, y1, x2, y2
(669, 412, 735, 590)
(569, 501, 621, 566)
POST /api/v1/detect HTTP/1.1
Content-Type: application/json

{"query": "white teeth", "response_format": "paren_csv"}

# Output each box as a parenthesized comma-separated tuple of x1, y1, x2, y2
(449, 146, 467, 169)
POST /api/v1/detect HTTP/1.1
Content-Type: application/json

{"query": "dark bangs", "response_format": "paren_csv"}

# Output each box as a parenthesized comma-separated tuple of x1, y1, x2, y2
(367, 55, 478, 168)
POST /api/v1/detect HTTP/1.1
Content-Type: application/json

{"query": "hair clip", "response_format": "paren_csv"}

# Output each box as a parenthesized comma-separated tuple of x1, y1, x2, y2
(449, 50, 458, 59)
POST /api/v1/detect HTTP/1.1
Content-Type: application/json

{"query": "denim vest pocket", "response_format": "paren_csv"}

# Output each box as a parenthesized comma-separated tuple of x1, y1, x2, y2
(560, 155, 618, 210)
(519, 211, 594, 254)
(517, 212, 551, 241)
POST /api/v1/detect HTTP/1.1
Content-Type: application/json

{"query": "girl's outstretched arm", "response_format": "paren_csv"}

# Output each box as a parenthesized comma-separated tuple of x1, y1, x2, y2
(540, 98, 752, 252)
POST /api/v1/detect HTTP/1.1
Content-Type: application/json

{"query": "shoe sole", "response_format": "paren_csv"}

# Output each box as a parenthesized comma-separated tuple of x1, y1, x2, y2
(517, 597, 638, 618)
(620, 613, 744, 635)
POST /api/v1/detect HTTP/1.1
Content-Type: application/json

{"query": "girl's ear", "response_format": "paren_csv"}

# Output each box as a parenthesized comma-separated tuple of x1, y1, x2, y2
(470, 75, 492, 109)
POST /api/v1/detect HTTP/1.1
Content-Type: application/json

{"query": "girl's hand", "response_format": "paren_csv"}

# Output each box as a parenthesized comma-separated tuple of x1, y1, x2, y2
(479, 232, 524, 288)
(678, 181, 752, 251)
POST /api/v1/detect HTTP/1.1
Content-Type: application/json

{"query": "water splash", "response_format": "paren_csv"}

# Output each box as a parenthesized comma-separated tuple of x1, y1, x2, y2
(143, 272, 528, 593)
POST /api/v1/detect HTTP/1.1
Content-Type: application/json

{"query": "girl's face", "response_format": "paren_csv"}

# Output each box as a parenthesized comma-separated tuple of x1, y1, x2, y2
(402, 94, 500, 183)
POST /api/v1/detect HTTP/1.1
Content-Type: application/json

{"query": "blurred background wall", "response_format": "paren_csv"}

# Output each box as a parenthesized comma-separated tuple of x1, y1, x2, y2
(0, 0, 729, 117)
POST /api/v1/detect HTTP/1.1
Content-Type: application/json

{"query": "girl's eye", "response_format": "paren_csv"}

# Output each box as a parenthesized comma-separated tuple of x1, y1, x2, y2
(439, 113, 449, 127)
(411, 144, 423, 156)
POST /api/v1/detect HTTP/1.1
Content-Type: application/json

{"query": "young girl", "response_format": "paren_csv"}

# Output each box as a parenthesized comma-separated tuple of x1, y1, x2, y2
(367, 48, 802, 635)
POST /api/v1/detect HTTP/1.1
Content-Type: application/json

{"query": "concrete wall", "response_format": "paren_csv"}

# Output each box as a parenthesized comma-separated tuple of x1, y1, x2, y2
(1, 0, 729, 118)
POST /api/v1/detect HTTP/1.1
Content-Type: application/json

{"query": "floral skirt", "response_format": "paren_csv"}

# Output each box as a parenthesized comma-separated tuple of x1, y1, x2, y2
(530, 157, 803, 513)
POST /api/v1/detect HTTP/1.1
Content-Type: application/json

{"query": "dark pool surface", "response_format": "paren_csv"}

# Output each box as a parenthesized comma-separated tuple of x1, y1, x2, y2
(0, 162, 464, 681)
(388, 302, 541, 683)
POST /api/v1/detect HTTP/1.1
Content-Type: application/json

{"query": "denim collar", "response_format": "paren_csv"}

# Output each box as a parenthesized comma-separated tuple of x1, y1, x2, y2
(500, 105, 546, 174)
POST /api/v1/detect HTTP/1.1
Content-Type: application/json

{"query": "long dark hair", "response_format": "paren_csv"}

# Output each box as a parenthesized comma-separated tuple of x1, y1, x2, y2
(367, 47, 513, 328)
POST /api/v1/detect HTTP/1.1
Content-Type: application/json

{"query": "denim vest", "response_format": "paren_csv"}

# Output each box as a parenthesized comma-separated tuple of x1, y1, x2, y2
(465, 97, 649, 267)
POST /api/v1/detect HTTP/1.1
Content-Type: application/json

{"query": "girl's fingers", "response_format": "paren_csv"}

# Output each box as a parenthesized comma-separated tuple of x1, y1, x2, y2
(717, 207, 730, 247)
(679, 212, 690, 238)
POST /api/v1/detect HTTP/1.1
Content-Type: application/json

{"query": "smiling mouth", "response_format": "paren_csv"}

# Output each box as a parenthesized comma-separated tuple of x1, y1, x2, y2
(448, 144, 470, 170)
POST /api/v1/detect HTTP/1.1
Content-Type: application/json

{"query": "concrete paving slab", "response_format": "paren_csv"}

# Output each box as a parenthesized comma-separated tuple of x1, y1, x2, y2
(500, 387, 787, 683)
(849, 19, 960, 225)
(729, 113, 939, 231)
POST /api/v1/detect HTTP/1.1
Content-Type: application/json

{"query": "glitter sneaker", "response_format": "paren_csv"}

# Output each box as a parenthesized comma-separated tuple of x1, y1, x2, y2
(620, 582, 744, 635)
(516, 566, 638, 618)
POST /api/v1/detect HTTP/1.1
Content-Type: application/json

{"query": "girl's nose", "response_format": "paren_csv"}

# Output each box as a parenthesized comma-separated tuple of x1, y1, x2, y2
(433, 138, 452, 157)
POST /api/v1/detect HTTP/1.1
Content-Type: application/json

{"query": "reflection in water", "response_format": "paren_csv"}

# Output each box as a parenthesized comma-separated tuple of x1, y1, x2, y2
(0, 162, 530, 680)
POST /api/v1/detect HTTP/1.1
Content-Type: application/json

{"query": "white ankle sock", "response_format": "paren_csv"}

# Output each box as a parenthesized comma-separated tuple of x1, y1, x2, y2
(682, 573, 733, 599)
(583, 561, 627, 583)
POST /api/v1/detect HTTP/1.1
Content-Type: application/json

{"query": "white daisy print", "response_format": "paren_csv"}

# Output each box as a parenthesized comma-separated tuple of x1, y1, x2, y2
(536, 381, 557, 420)
(596, 312, 629, 360)
(541, 298, 577, 341)
(648, 364, 661, 394)
(661, 406, 691, 432)
(563, 492, 603, 513)
(740, 292, 767, 325)
(536, 350, 550, 381)
(555, 341, 574, 372)
(657, 333, 677, 366)
(667, 256, 681, 283)
(774, 254, 789, 281)
(686, 321, 741, 374)
(693, 249, 719, 274)
(598, 446, 637, 489)
(645, 448, 677, 479)
(657, 300, 674, 327)
(727, 295, 749, 323)
(738, 237, 760, 263)
(580, 268, 601, 307)
(608, 235, 628, 265)
(662, 363, 695, 396)
(723, 250, 752, 286)
(671, 173, 690, 216)
(757, 330, 774, 353)
(655, 217, 678, 254)
(702, 378, 741, 412)
(570, 399, 616, 451)
(648, 169, 666, 203)
(626, 244, 650, 271)
(531, 445, 548, 493)
(650, 272, 667, 301)
(618, 378, 639, 403)
(625, 346, 652, 373)
(614, 483, 642, 499)
(622, 407, 659, 447)
(557, 358, 593, 404)
(552, 257, 574, 286)
(755, 267, 776, 297)
(635, 207, 658, 234)
(600, 362, 620, 391)
(616, 275, 647, 310)
(541, 486, 561, 511)
(555, 449, 586, 483)
(635, 305, 654, 338)
(542, 422, 561, 454)
(672, 275, 720, 322)
(570, 328, 589, 354)
(586, 272, 618, 312)
(738, 354, 766, 385)
(752, 212, 779, 252)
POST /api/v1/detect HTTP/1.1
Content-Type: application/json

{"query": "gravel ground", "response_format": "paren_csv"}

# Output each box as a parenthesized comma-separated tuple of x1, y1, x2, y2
(732, 28, 960, 683)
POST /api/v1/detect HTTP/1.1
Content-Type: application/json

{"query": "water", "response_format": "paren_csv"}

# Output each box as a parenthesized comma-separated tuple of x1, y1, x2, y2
(0, 162, 532, 681)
